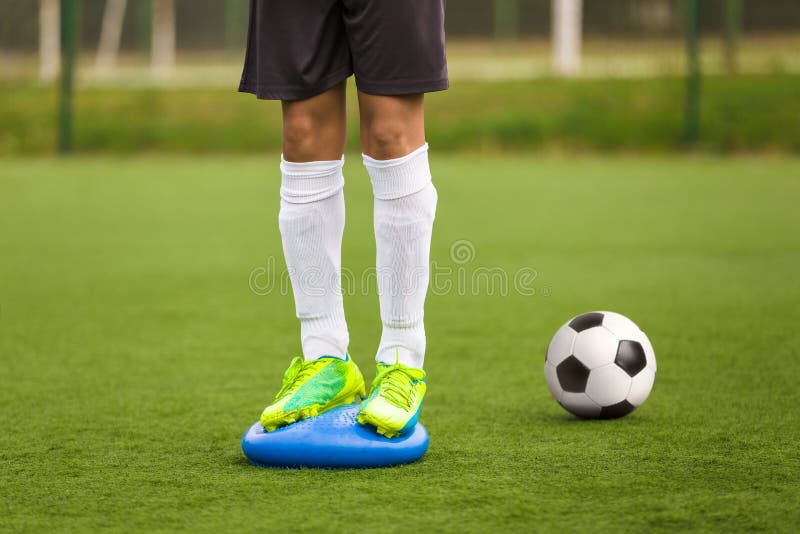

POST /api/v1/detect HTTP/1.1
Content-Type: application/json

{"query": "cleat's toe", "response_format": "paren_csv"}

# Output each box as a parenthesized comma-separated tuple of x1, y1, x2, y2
(356, 362, 426, 439)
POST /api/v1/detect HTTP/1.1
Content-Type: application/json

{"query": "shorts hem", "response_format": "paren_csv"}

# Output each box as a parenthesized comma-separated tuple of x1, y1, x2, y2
(238, 68, 353, 101)
(354, 77, 449, 96)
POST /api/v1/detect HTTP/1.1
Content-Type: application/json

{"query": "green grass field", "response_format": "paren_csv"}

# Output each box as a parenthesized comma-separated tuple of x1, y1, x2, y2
(3, 75, 800, 155)
(1, 155, 799, 532)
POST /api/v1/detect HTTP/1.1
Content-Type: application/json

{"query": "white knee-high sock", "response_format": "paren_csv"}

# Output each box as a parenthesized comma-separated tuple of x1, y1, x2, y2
(279, 156, 349, 361)
(363, 143, 437, 369)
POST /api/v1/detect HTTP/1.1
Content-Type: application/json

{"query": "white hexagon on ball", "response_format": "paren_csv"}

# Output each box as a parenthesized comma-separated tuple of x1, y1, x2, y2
(544, 311, 657, 419)
(572, 326, 618, 369)
(585, 364, 632, 406)
(545, 324, 576, 366)
(559, 392, 601, 419)
(599, 310, 642, 340)
(544, 362, 562, 402)
(628, 367, 655, 406)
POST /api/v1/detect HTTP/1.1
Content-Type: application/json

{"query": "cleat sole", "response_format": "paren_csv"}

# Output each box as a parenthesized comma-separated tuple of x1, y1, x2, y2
(356, 412, 402, 439)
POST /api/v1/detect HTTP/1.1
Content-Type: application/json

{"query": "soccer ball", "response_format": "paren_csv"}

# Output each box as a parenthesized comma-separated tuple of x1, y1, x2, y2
(544, 311, 656, 419)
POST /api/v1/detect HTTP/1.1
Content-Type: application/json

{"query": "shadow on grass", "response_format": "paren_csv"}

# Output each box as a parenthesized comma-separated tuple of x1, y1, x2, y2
(526, 407, 653, 426)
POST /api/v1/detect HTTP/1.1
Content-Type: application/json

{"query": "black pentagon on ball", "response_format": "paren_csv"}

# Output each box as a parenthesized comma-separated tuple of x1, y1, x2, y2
(568, 312, 604, 333)
(599, 400, 636, 419)
(556, 355, 590, 393)
(615, 340, 647, 377)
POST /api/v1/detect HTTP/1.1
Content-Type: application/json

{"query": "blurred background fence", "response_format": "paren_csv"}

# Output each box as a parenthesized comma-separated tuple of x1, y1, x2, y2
(1, 0, 798, 155)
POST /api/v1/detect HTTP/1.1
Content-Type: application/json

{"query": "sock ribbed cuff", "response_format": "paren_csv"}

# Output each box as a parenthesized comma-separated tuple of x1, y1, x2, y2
(362, 143, 431, 200)
(376, 323, 426, 369)
(280, 156, 345, 204)
(300, 314, 349, 361)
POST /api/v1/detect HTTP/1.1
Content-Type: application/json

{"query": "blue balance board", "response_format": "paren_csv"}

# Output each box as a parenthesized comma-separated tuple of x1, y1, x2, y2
(242, 403, 429, 469)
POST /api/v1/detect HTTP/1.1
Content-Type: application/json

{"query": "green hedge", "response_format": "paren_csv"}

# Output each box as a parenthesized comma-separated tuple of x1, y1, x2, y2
(2, 75, 799, 155)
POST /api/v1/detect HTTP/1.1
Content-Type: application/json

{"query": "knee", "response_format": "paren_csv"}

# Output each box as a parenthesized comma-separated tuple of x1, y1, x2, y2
(282, 113, 318, 160)
(283, 110, 345, 162)
(363, 119, 413, 160)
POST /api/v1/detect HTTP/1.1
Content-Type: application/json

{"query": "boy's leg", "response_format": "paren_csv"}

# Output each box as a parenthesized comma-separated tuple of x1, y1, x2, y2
(358, 92, 436, 369)
(280, 82, 348, 359)
(260, 83, 366, 431)
(357, 92, 437, 437)
(239, 2, 367, 431)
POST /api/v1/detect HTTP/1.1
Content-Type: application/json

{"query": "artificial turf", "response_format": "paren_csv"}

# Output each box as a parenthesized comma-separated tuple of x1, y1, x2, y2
(3, 75, 800, 156)
(1, 155, 798, 532)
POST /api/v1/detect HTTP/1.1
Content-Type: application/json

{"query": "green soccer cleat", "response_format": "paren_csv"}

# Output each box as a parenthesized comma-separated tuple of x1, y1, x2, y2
(260, 354, 366, 432)
(357, 361, 427, 438)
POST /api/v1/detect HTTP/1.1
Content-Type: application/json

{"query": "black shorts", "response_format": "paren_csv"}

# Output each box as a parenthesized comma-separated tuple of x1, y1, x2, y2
(238, 0, 449, 101)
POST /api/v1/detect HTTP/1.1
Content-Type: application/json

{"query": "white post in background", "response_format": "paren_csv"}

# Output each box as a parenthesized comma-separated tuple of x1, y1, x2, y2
(552, 0, 583, 77)
(95, 0, 128, 74)
(39, 0, 61, 82)
(151, 0, 176, 77)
